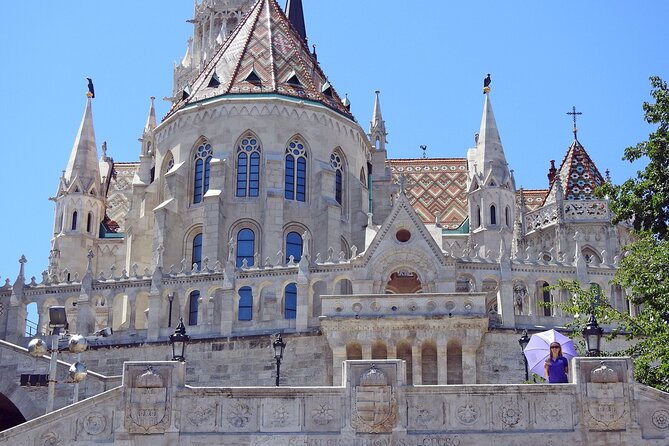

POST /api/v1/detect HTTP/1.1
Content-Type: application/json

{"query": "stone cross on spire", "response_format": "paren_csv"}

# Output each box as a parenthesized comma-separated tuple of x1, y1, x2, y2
(567, 106, 583, 140)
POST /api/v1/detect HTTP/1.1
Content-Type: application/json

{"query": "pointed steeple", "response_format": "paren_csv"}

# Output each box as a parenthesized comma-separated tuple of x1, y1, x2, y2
(285, 0, 307, 42)
(547, 138, 604, 201)
(144, 96, 157, 133)
(471, 93, 510, 184)
(64, 97, 102, 189)
(369, 90, 387, 151)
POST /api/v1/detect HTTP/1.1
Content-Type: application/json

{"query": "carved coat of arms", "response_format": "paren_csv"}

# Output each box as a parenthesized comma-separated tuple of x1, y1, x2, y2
(125, 366, 171, 434)
(351, 365, 397, 433)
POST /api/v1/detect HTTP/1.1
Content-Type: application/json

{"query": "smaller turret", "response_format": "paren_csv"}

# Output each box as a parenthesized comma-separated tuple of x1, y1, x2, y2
(369, 90, 388, 151)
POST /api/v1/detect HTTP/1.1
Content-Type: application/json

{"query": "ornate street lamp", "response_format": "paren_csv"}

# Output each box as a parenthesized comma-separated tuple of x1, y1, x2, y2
(273, 333, 286, 387)
(518, 329, 530, 381)
(169, 318, 189, 362)
(582, 313, 603, 357)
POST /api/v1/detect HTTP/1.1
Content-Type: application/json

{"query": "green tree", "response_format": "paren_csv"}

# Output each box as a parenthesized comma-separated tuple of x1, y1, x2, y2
(597, 76, 669, 239)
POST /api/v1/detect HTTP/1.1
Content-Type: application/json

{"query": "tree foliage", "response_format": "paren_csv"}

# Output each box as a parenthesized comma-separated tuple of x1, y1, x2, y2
(597, 76, 669, 239)
(555, 236, 669, 392)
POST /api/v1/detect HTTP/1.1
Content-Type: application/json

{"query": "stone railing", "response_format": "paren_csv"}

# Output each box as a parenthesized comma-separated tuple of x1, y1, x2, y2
(563, 200, 610, 221)
(2, 358, 668, 445)
(524, 202, 558, 232)
(321, 292, 488, 318)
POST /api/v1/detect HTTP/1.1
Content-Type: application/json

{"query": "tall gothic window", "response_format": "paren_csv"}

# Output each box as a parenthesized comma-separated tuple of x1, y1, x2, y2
(505, 206, 510, 227)
(285, 139, 307, 202)
(236, 228, 255, 267)
(188, 290, 199, 325)
(71, 211, 78, 231)
(192, 233, 203, 270)
(330, 152, 343, 205)
(86, 212, 93, 233)
(284, 283, 297, 319)
(193, 142, 213, 204)
(238, 286, 253, 321)
(490, 205, 497, 225)
(542, 281, 552, 316)
(236, 134, 261, 197)
(285, 231, 303, 264)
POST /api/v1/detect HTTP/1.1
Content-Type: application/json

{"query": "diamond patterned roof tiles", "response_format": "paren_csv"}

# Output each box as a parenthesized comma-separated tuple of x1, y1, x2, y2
(166, 0, 352, 120)
(549, 138, 604, 200)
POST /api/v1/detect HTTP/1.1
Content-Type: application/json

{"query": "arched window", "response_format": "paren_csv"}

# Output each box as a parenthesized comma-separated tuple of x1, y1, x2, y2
(476, 207, 481, 228)
(86, 212, 93, 233)
(236, 134, 261, 197)
(192, 233, 203, 270)
(193, 142, 213, 204)
(236, 229, 255, 267)
(371, 341, 387, 359)
(71, 211, 78, 230)
(490, 205, 497, 225)
(330, 152, 343, 205)
(505, 206, 510, 227)
(285, 231, 303, 263)
(238, 286, 253, 321)
(542, 281, 552, 316)
(421, 341, 438, 385)
(284, 283, 297, 319)
(446, 340, 463, 384)
(285, 138, 307, 202)
(188, 290, 199, 325)
(346, 342, 362, 360)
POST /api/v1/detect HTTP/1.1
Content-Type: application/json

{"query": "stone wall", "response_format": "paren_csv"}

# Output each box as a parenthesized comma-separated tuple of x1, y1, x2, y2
(1, 358, 667, 446)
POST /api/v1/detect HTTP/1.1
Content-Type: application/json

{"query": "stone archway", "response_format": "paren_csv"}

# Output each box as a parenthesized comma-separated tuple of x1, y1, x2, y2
(385, 270, 422, 294)
(0, 393, 26, 431)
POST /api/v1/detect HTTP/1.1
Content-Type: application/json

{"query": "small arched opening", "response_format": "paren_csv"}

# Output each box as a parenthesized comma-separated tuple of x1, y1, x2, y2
(0, 393, 26, 431)
(385, 270, 422, 294)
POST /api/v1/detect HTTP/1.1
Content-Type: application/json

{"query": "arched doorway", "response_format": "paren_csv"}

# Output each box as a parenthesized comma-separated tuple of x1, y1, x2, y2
(0, 393, 26, 431)
(385, 270, 422, 294)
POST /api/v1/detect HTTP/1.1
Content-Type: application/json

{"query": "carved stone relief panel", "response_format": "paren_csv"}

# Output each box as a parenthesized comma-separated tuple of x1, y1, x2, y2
(124, 365, 172, 434)
(446, 395, 489, 430)
(260, 399, 300, 432)
(407, 396, 444, 431)
(181, 398, 218, 432)
(75, 411, 112, 441)
(220, 399, 259, 432)
(304, 397, 341, 432)
(492, 397, 529, 431)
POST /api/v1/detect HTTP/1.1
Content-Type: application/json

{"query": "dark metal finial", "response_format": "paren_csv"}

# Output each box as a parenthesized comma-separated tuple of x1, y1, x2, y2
(566, 106, 583, 139)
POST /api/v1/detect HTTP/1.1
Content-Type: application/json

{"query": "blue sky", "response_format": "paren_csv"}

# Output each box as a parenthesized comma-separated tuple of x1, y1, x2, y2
(0, 1, 667, 282)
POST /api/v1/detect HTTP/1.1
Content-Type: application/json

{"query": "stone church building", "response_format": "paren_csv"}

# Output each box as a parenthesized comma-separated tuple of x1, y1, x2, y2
(1, 0, 667, 444)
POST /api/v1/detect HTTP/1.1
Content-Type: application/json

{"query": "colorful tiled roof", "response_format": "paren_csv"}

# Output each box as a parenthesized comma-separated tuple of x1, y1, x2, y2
(549, 139, 604, 200)
(519, 189, 548, 212)
(166, 0, 352, 120)
(389, 158, 469, 228)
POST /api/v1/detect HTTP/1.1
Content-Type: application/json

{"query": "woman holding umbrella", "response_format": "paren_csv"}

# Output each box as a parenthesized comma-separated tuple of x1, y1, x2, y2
(544, 342, 569, 383)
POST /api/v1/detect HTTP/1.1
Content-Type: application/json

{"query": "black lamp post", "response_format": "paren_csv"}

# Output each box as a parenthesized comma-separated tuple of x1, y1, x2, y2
(582, 313, 603, 357)
(170, 318, 189, 362)
(273, 333, 286, 387)
(518, 329, 530, 381)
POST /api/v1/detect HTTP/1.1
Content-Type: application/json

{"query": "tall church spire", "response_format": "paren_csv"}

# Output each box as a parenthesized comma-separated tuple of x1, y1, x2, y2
(471, 92, 510, 184)
(63, 97, 101, 189)
(369, 90, 387, 151)
(285, 0, 307, 42)
(144, 96, 157, 133)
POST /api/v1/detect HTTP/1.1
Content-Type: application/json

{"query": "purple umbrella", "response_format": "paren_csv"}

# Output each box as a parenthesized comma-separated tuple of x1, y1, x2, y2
(523, 329, 577, 377)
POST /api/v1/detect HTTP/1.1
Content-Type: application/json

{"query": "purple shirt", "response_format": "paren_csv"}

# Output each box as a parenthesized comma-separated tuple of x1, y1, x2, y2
(547, 356, 569, 383)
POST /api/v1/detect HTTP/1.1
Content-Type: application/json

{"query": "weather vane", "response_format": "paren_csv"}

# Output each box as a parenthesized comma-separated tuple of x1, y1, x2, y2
(566, 106, 582, 139)
(420, 145, 427, 159)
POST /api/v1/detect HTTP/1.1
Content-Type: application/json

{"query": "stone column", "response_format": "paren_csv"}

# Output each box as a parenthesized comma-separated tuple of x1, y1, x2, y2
(462, 347, 477, 384)
(147, 292, 162, 341)
(331, 346, 346, 386)
(437, 341, 448, 385)
(219, 289, 233, 336)
(412, 345, 422, 385)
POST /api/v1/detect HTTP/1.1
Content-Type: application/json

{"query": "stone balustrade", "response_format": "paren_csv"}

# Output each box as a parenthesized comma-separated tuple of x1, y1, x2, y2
(321, 293, 488, 318)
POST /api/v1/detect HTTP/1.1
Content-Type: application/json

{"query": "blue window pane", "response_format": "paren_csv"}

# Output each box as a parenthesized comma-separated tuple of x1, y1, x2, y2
(285, 231, 302, 263)
(194, 158, 203, 203)
(236, 153, 248, 197)
(249, 152, 260, 197)
(189, 290, 199, 325)
(284, 283, 297, 319)
(285, 154, 295, 199)
(192, 233, 203, 270)
(203, 156, 211, 196)
(296, 157, 306, 202)
(238, 286, 253, 321)
(335, 170, 342, 204)
(236, 229, 255, 267)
